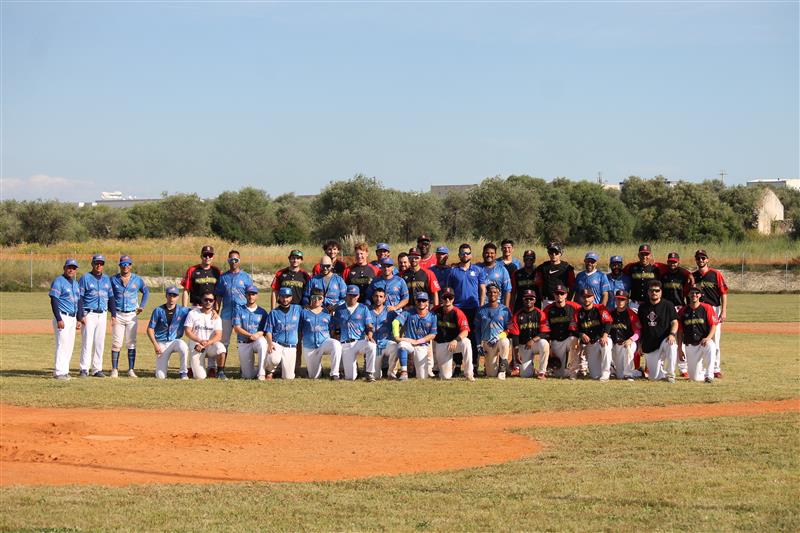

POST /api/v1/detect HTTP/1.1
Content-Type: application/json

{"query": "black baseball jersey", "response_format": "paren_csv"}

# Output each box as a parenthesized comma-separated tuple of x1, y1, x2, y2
(623, 262, 663, 303)
(544, 301, 581, 342)
(660, 267, 693, 307)
(692, 268, 728, 307)
(577, 305, 612, 343)
(271, 268, 310, 305)
(512, 268, 538, 311)
(680, 303, 719, 344)
(343, 264, 379, 303)
(508, 308, 550, 344)
(433, 305, 470, 343)
(402, 268, 439, 305)
(535, 261, 575, 300)
(637, 300, 678, 353)
(609, 307, 641, 344)
(181, 265, 222, 305)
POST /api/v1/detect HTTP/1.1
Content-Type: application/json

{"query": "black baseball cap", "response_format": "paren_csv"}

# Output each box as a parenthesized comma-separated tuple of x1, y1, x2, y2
(547, 242, 562, 253)
(638, 244, 652, 254)
(522, 289, 536, 299)
(417, 234, 431, 243)
(695, 249, 708, 258)
(441, 287, 455, 298)
(523, 250, 536, 260)
(582, 287, 594, 296)
(667, 252, 680, 263)
(408, 248, 422, 258)
(614, 289, 629, 299)
(201, 245, 215, 255)
(688, 286, 702, 294)
(553, 283, 568, 294)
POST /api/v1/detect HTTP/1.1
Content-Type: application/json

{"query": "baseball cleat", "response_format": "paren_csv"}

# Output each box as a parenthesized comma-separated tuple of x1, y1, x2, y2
(714, 371, 723, 379)
(626, 377, 635, 382)
(54, 374, 71, 381)
(179, 372, 189, 380)
(399, 371, 409, 381)
(366, 374, 376, 383)
(127, 369, 138, 378)
(467, 373, 476, 382)
(110, 369, 119, 378)
(680, 371, 689, 379)
(257, 374, 266, 381)
(704, 377, 713, 383)
(498, 371, 506, 380)
(217, 371, 228, 381)
(510, 366, 520, 377)
(536, 373, 546, 380)
(207, 368, 217, 379)
(92, 371, 106, 378)
(330, 374, 340, 381)
(79, 370, 89, 378)
(667, 376, 676, 383)
(265, 373, 274, 381)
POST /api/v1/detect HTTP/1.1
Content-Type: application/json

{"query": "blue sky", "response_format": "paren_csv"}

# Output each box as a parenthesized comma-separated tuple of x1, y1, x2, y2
(2, 1, 798, 202)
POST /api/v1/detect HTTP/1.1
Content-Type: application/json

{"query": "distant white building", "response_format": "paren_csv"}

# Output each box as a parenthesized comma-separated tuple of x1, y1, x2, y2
(754, 188, 785, 235)
(747, 178, 800, 190)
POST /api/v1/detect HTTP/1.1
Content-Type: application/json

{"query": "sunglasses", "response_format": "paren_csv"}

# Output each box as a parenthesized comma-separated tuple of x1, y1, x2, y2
(459, 251, 472, 256)
(311, 295, 323, 300)
(443, 295, 455, 300)
(166, 293, 178, 297)
(202, 298, 215, 303)
(202, 253, 214, 258)
(320, 264, 332, 268)
(648, 289, 661, 293)
(228, 258, 240, 263)
(523, 296, 535, 300)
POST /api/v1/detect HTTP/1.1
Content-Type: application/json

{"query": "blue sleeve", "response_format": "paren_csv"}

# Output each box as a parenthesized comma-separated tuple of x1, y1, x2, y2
(232, 309, 243, 327)
(399, 279, 409, 300)
(395, 310, 408, 327)
(302, 280, 312, 306)
(503, 269, 512, 293)
(140, 282, 150, 308)
(263, 313, 273, 334)
(337, 277, 347, 304)
(259, 309, 269, 332)
(215, 277, 225, 296)
(50, 296, 62, 321)
(601, 273, 611, 293)
(477, 268, 487, 285)
(148, 308, 160, 329)
(364, 306, 374, 328)
(108, 293, 117, 317)
(430, 314, 437, 335)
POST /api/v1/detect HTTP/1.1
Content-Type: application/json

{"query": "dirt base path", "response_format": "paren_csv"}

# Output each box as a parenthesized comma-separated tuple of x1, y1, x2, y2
(1, 399, 797, 487)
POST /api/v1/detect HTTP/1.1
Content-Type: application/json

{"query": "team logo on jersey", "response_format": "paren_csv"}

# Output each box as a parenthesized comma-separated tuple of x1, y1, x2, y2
(470, 271, 475, 276)
(645, 311, 658, 326)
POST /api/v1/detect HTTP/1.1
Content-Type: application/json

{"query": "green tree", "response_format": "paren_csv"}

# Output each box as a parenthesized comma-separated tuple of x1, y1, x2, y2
(718, 185, 764, 231)
(465, 176, 540, 241)
(440, 190, 473, 240)
(395, 191, 443, 242)
(211, 188, 275, 244)
(566, 181, 634, 243)
(119, 203, 165, 239)
(81, 205, 127, 239)
(17, 201, 75, 245)
(272, 193, 313, 244)
(0, 200, 24, 245)
(312, 175, 397, 242)
(159, 194, 210, 237)
(537, 186, 578, 244)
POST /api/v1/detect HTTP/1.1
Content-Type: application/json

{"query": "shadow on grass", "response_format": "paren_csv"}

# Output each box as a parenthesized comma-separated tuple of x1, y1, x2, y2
(0, 368, 55, 378)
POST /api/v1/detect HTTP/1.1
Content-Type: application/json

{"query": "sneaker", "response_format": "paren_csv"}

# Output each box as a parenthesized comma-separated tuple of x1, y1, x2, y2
(265, 373, 274, 381)
(330, 374, 340, 381)
(79, 370, 89, 378)
(110, 369, 119, 378)
(714, 371, 722, 379)
(569, 374, 577, 381)
(217, 371, 228, 381)
(667, 376, 676, 383)
(399, 371, 409, 381)
(366, 374, 376, 383)
(536, 373, 546, 380)
(467, 373, 476, 382)
(92, 371, 106, 378)
(257, 374, 266, 381)
(179, 372, 189, 380)
(127, 369, 138, 378)
(54, 374, 71, 381)
(207, 368, 217, 379)
(498, 371, 506, 380)
(626, 376, 635, 382)
(704, 376, 713, 383)
(453, 366, 462, 378)
(510, 366, 521, 377)
(680, 371, 689, 379)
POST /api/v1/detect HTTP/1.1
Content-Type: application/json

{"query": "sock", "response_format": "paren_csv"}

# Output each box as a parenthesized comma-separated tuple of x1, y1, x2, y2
(127, 348, 136, 370)
(398, 348, 409, 368)
(111, 351, 120, 370)
(453, 353, 463, 366)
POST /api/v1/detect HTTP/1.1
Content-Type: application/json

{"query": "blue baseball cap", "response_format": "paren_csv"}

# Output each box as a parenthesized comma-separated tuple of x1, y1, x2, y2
(245, 284, 259, 294)
(64, 258, 78, 268)
(346, 285, 360, 296)
(118, 255, 133, 266)
(278, 287, 293, 297)
(376, 242, 390, 252)
(436, 246, 449, 254)
(610, 255, 623, 264)
(584, 252, 599, 262)
(380, 257, 394, 266)
(165, 286, 180, 296)
(415, 292, 429, 301)
(91, 254, 106, 264)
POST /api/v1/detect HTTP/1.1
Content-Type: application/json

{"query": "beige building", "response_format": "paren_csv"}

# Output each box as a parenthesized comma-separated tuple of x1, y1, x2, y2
(755, 188, 785, 234)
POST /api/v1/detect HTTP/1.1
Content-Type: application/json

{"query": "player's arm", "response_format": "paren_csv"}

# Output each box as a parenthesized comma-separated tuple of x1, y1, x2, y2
(667, 318, 679, 345)
(479, 283, 486, 306)
(180, 269, 192, 307)
(720, 292, 727, 322)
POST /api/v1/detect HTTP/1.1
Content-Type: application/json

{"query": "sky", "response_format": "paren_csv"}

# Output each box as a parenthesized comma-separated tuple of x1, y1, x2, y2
(2, 1, 798, 202)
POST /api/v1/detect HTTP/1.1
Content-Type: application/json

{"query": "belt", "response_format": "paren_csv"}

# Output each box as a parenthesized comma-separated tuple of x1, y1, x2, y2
(85, 309, 105, 314)
(62, 312, 77, 318)
(277, 343, 297, 348)
(120, 309, 137, 313)
(686, 341, 702, 346)
(239, 339, 255, 344)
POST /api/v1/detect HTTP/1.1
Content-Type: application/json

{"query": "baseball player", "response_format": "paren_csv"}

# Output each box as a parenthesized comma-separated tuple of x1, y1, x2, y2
(403, 248, 441, 307)
(638, 280, 679, 382)
(232, 285, 269, 380)
(623, 244, 664, 310)
(576, 287, 613, 381)
(370, 243, 392, 269)
(500, 239, 522, 275)
(417, 234, 437, 270)
(658, 251, 694, 377)
(474, 284, 513, 379)
(271, 249, 310, 308)
(215, 250, 254, 352)
(78, 254, 116, 377)
(301, 288, 342, 380)
(608, 290, 641, 380)
(607, 255, 633, 295)
(49, 259, 83, 380)
(543, 283, 581, 379)
(573, 252, 611, 306)
(511, 250, 538, 312)
(430, 246, 452, 290)
(332, 285, 377, 381)
(444, 244, 486, 377)
(367, 258, 410, 312)
(479, 243, 512, 308)
(183, 290, 228, 380)
(393, 291, 438, 380)
(508, 289, 550, 379)
(304, 256, 348, 312)
(680, 286, 719, 383)
(109, 255, 149, 378)
(264, 287, 302, 379)
(147, 286, 190, 380)
(342, 242, 380, 304)
(433, 287, 474, 381)
(692, 249, 728, 378)
(535, 242, 576, 307)
(397, 252, 411, 275)
(369, 287, 399, 380)
(312, 240, 347, 276)
(181, 245, 222, 308)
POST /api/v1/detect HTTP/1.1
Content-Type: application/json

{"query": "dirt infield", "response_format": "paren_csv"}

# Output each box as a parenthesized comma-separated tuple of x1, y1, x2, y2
(1, 399, 796, 487)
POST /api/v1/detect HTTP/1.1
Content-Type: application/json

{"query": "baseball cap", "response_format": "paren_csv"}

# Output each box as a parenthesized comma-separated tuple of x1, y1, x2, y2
(553, 283, 568, 294)
(486, 282, 500, 291)
(441, 287, 455, 298)
(415, 291, 429, 301)
(278, 287, 293, 297)
(523, 250, 536, 260)
(91, 254, 106, 264)
(688, 286, 702, 294)
(380, 257, 395, 266)
(638, 244, 652, 255)
(667, 252, 680, 263)
(289, 249, 303, 258)
(695, 249, 708, 258)
(64, 258, 78, 268)
(310, 288, 324, 298)
(584, 252, 599, 262)
(522, 289, 536, 299)
(118, 255, 133, 266)
(582, 287, 595, 296)
(165, 286, 180, 296)
(436, 246, 449, 254)
(320, 255, 333, 266)
(417, 234, 431, 243)
(547, 242, 562, 253)
(245, 284, 259, 294)
(376, 243, 390, 252)
(648, 279, 663, 290)
(614, 289, 629, 299)
(408, 248, 421, 258)
(610, 255, 623, 264)
(346, 285, 360, 296)
(201, 245, 215, 255)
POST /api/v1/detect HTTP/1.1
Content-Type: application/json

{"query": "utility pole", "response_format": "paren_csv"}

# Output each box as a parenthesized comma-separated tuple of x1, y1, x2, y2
(718, 170, 727, 184)
(597, 171, 603, 185)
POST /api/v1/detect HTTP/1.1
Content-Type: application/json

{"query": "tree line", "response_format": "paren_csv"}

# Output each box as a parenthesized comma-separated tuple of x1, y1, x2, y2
(1, 175, 798, 246)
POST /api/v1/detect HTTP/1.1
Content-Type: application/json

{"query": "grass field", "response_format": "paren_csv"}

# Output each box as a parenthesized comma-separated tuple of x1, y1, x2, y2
(0, 293, 798, 531)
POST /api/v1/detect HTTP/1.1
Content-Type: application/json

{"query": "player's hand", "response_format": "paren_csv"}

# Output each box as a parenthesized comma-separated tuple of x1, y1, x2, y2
(581, 333, 590, 344)
(599, 335, 609, 347)
(136, 307, 143, 315)
(57, 320, 65, 330)
(111, 317, 117, 326)
(76, 321, 82, 331)
(155, 346, 164, 356)
(720, 310, 726, 323)
(448, 339, 459, 352)
(525, 339, 535, 350)
(623, 339, 632, 348)
(267, 343, 275, 353)
(80, 317, 87, 326)
(667, 333, 677, 345)
(700, 338, 709, 347)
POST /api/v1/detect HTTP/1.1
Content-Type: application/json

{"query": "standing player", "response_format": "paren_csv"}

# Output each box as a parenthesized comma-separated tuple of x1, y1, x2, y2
(474, 284, 513, 379)
(264, 287, 302, 380)
(659, 251, 694, 377)
(607, 255, 633, 295)
(638, 280, 679, 382)
(680, 286, 719, 382)
(433, 287, 474, 381)
(342, 242, 380, 304)
(511, 250, 537, 312)
(479, 243, 512, 307)
(181, 245, 222, 308)
(430, 246, 452, 290)
(304, 256, 347, 312)
(109, 255, 149, 378)
(312, 240, 347, 275)
(608, 290, 641, 380)
(301, 288, 342, 380)
(232, 285, 269, 380)
(623, 244, 663, 310)
(216, 250, 254, 353)
(49, 259, 83, 380)
(417, 235, 437, 270)
(184, 291, 228, 380)
(271, 249, 310, 308)
(369, 287, 399, 380)
(147, 286, 190, 380)
(397, 252, 411, 275)
(535, 243, 576, 307)
(78, 254, 116, 378)
(576, 288, 613, 381)
(500, 239, 522, 275)
(508, 289, 550, 379)
(445, 243, 486, 377)
(403, 248, 441, 307)
(573, 252, 611, 306)
(543, 284, 581, 379)
(692, 249, 727, 378)
(367, 258, 409, 312)
(370, 243, 392, 269)
(331, 286, 376, 381)
(393, 292, 438, 380)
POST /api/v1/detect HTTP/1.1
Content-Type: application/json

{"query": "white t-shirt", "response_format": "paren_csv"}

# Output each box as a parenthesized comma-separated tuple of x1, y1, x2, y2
(184, 309, 222, 342)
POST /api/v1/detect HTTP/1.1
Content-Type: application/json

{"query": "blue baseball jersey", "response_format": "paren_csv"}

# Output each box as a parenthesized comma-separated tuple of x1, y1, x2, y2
(110, 273, 149, 313)
(265, 304, 302, 346)
(78, 272, 113, 312)
(474, 304, 513, 343)
(370, 306, 398, 349)
(232, 304, 269, 343)
(304, 274, 348, 307)
(49, 275, 81, 317)
(607, 273, 633, 295)
(445, 265, 486, 310)
(481, 262, 513, 299)
(215, 270, 254, 320)
(332, 302, 374, 342)
(574, 271, 612, 304)
(300, 308, 334, 349)
(367, 276, 409, 308)
(430, 265, 451, 291)
(148, 305, 190, 343)
(395, 310, 437, 345)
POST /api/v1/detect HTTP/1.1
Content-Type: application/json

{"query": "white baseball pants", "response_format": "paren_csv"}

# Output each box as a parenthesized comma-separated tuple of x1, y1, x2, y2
(154, 339, 189, 379)
(434, 339, 474, 379)
(518, 339, 550, 378)
(481, 338, 511, 378)
(375, 341, 397, 379)
(550, 338, 580, 378)
(584, 341, 612, 380)
(685, 341, 716, 381)
(188, 341, 226, 379)
(221, 319, 234, 349)
(80, 311, 107, 373)
(238, 338, 268, 379)
(396, 342, 431, 379)
(611, 342, 637, 379)
(111, 311, 138, 351)
(340, 339, 376, 381)
(644, 338, 678, 381)
(304, 338, 342, 379)
(713, 305, 722, 372)
(265, 343, 297, 380)
(52, 316, 77, 377)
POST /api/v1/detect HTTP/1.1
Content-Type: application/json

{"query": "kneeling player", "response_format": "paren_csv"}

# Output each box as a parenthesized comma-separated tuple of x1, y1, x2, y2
(543, 284, 581, 378)
(232, 285, 269, 379)
(576, 288, 612, 381)
(474, 284, 513, 379)
(680, 287, 719, 382)
(147, 286, 190, 379)
(508, 290, 550, 379)
(433, 287, 474, 381)
(608, 290, 641, 380)
(638, 280, 679, 382)
(302, 288, 342, 380)
(184, 291, 228, 380)
(394, 292, 437, 380)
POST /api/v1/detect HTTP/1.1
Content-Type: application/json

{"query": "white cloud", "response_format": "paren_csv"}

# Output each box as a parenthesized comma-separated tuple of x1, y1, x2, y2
(0, 174, 96, 202)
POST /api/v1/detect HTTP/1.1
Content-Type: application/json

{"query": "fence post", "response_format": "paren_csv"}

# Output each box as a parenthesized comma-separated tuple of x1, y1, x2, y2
(161, 251, 165, 289)
(740, 253, 745, 290)
(29, 251, 33, 291)
(786, 253, 789, 292)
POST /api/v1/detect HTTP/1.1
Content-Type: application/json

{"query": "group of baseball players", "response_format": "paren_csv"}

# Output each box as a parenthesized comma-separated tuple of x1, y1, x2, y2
(49, 237, 728, 383)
